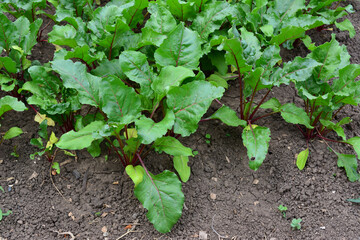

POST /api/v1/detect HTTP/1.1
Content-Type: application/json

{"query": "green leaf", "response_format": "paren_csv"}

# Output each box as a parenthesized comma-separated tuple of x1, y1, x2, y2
(30, 138, 43, 149)
(126, 165, 144, 187)
(65, 45, 105, 65)
(242, 125, 271, 171)
(167, 81, 224, 136)
(0, 57, 17, 73)
(87, 139, 102, 158)
(260, 98, 281, 111)
(191, 1, 233, 40)
(280, 103, 313, 129)
(122, 0, 148, 28)
(269, 57, 322, 86)
(308, 35, 350, 81)
(296, 148, 309, 170)
(220, 38, 251, 73)
(0, 186, 4, 193)
(3, 127, 23, 140)
(209, 105, 246, 127)
(136, 111, 175, 144)
(92, 59, 126, 79)
(335, 19, 355, 38)
(207, 74, 228, 89)
(56, 121, 105, 150)
(270, 26, 305, 46)
(154, 23, 202, 70)
(152, 66, 194, 100)
(134, 170, 184, 233)
(48, 25, 78, 48)
(52, 162, 60, 174)
(166, 0, 196, 21)
(100, 76, 142, 124)
(260, 24, 274, 37)
(141, 2, 177, 47)
(51, 60, 102, 107)
(0, 13, 17, 51)
(153, 136, 193, 156)
(0, 96, 27, 117)
(119, 50, 154, 97)
(336, 152, 360, 182)
(347, 137, 360, 158)
(173, 155, 190, 182)
(347, 198, 360, 203)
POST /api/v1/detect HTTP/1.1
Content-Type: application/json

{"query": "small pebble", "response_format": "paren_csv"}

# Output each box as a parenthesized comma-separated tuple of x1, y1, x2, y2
(199, 231, 208, 240)
(210, 193, 216, 200)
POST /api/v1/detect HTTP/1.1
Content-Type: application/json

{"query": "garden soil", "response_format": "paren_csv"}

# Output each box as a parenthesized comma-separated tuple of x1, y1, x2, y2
(1, 1, 360, 239)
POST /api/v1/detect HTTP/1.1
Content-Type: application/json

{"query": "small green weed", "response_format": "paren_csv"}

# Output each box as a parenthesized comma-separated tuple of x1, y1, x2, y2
(291, 218, 302, 230)
(278, 205, 287, 218)
(0, 208, 12, 221)
(205, 134, 211, 144)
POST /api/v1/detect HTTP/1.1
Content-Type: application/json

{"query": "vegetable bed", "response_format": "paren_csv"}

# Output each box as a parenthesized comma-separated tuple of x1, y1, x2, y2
(0, 0, 359, 239)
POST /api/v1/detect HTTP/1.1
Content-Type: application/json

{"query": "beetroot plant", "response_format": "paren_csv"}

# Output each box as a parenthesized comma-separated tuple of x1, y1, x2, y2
(280, 36, 360, 181)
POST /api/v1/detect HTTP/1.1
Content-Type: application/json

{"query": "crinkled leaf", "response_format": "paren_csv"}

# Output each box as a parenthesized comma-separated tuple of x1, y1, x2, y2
(242, 125, 271, 171)
(173, 155, 190, 182)
(51, 60, 102, 107)
(48, 25, 78, 48)
(65, 45, 105, 65)
(0, 13, 16, 51)
(296, 148, 309, 170)
(100, 75, 141, 124)
(92, 59, 126, 79)
(191, 1, 233, 40)
(269, 57, 322, 86)
(308, 35, 350, 81)
(134, 170, 184, 233)
(136, 111, 175, 144)
(336, 152, 360, 182)
(141, 3, 177, 47)
(56, 121, 105, 150)
(280, 103, 313, 129)
(167, 81, 224, 136)
(119, 50, 153, 97)
(152, 66, 194, 100)
(24, 66, 61, 111)
(209, 105, 246, 127)
(122, 0, 148, 28)
(153, 136, 193, 156)
(154, 23, 202, 70)
(166, 0, 196, 21)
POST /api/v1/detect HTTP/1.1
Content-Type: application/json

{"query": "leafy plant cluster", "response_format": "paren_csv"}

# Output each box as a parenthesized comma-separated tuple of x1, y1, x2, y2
(0, 0, 359, 233)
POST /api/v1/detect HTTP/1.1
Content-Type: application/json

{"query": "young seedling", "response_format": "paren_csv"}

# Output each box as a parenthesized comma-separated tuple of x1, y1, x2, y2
(291, 218, 302, 230)
(0, 209, 12, 222)
(278, 205, 287, 218)
(205, 134, 211, 144)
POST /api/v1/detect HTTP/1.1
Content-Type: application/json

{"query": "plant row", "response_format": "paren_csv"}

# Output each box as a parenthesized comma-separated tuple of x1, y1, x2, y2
(0, 0, 359, 233)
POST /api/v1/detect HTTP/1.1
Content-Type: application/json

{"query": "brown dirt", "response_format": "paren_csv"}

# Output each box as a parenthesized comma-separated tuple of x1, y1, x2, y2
(0, 2, 360, 239)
